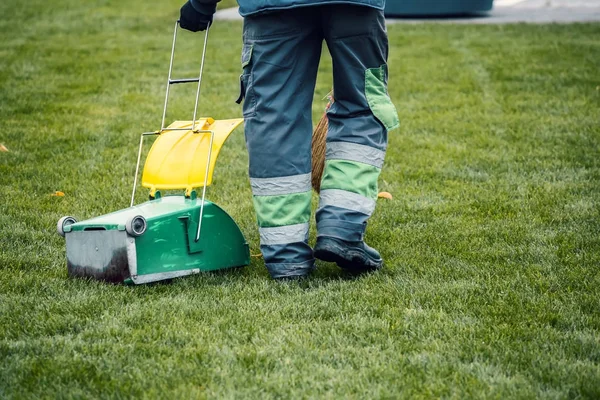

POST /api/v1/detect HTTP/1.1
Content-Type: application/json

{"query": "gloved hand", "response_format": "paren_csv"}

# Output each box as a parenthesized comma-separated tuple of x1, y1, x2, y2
(179, 0, 214, 32)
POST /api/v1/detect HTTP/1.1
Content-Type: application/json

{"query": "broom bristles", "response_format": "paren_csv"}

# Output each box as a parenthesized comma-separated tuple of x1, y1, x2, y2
(311, 112, 328, 193)
(311, 95, 333, 193)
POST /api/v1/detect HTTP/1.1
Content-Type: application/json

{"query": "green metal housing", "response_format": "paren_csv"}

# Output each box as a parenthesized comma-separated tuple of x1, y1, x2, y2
(64, 195, 250, 284)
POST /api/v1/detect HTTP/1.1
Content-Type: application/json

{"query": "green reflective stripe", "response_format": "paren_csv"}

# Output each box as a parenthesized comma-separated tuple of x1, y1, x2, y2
(320, 159, 380, 200)
(259, 223, 309, 246)
(318, 189, 376, 216)
(241, 44, 253, 68)
(250, 173, 311, 196)
(253, 191, 312, 228)
(365, 65, 399, 131)
(326, 141, 385, 169)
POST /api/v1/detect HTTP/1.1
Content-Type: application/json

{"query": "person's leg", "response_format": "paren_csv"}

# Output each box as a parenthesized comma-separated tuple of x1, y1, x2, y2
(315, 5, 399, 272)
(240, 10, 322, 279)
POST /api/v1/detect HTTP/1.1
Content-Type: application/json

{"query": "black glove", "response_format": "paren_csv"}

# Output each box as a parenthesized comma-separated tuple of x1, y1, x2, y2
(179, 0, 214, 32)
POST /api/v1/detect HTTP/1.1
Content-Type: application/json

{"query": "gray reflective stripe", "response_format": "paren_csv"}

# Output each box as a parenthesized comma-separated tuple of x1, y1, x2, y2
(326, 141, 385, 169)
(259, 223, 309, 246)
(250, 173, 311, 196)
(318, 189, 376, 216)
(265, 260, 315, 279)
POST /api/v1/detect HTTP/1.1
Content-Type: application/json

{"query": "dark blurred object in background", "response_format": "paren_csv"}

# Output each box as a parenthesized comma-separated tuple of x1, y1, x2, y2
(385, 0, 494, 17)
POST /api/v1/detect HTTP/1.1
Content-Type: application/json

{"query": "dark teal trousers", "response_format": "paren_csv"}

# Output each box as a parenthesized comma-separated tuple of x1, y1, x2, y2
(239, 5, 399, 278)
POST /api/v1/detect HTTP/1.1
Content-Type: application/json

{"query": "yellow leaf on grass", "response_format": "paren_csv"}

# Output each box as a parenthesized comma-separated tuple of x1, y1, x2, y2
(377, 191, 393, 200)
(51, 191, 65, 197)
(0, 144, 8, 152)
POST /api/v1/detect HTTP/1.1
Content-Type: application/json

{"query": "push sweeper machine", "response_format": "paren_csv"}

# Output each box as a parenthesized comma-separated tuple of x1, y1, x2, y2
(57, 22, 250, 284)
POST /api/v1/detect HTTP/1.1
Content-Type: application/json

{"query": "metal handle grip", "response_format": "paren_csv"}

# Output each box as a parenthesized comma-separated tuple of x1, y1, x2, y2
(169, 78, 200, 84)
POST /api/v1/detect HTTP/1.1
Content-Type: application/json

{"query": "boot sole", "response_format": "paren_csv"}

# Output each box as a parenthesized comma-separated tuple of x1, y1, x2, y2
(314, 238, 383, 273)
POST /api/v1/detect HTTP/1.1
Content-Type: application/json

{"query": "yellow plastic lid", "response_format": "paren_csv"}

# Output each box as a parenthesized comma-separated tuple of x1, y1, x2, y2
(141, 118, 243, 196)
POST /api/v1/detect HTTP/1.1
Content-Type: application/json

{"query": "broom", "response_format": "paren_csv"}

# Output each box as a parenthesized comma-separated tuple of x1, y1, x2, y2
(311, 93, 333, 193)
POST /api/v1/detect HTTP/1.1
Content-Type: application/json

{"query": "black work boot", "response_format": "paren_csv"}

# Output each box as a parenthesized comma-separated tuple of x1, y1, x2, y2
(314, 236, 383, 274)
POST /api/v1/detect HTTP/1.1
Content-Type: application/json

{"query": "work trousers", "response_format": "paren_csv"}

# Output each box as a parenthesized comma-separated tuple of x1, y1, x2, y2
(239, 5, 399, 278)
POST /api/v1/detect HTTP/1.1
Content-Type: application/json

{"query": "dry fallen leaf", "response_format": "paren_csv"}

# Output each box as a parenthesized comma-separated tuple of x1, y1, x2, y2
(377, 191, 393, 200)
(0, 144, 8, 152)
(51, 191, 65, 197)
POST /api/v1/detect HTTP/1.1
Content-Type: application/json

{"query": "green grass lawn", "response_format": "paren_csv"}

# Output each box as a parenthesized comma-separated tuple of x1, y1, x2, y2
(218, 0, 239, 9)
(1, 0, 599, 398)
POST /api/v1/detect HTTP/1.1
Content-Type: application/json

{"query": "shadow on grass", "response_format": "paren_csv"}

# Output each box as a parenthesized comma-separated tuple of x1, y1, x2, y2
(60, 247, 388, 294)
(109, 260, 381, 291)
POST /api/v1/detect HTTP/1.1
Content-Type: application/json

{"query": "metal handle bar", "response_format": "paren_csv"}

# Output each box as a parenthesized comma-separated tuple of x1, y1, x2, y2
(161, 20, 211, 132)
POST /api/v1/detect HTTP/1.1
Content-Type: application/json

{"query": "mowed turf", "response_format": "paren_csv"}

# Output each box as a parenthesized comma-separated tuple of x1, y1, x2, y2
(1, 0, 599, 398)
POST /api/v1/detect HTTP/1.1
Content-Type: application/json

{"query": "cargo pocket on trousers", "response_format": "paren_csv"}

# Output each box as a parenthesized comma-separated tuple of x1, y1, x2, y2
(236, 43, 256, 118)
(365, 65, 399, 131)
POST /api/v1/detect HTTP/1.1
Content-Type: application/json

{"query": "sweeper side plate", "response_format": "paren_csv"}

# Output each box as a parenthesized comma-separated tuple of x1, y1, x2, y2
(63, 196, 250, 284)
